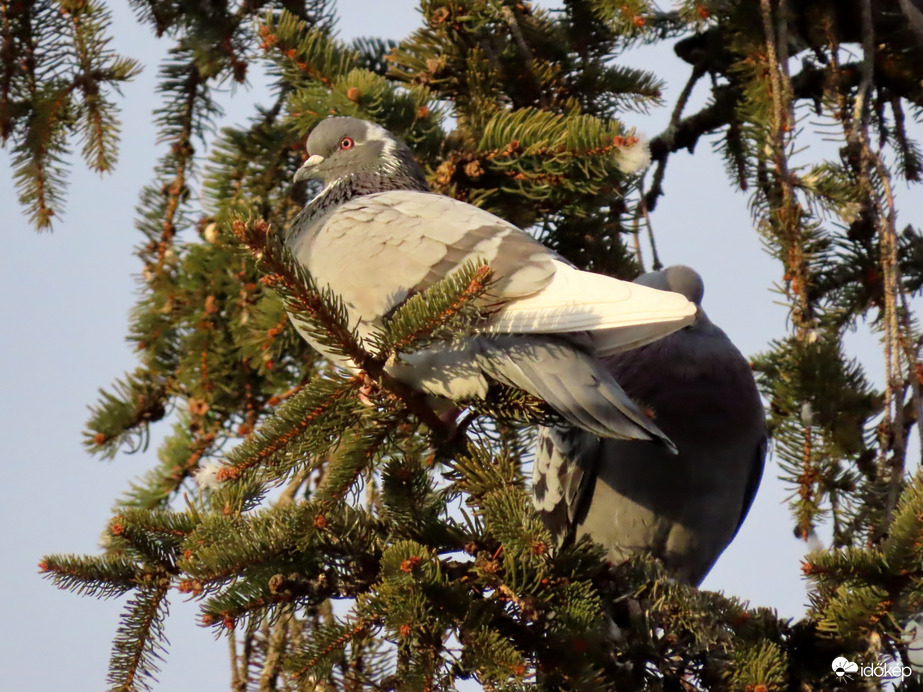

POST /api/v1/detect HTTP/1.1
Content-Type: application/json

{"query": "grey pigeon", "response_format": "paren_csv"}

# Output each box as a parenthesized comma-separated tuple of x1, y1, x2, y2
(287, 117, 696, 443)
(532, 266, 767, 585)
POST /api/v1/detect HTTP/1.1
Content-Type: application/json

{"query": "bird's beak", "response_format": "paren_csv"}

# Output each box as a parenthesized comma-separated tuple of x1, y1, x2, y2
(293, 154, 325, 183)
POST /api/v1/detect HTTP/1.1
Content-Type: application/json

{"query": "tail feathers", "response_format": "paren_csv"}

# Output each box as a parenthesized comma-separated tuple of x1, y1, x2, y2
(533, 426, 601, 543)
(474, 335, 675, 449)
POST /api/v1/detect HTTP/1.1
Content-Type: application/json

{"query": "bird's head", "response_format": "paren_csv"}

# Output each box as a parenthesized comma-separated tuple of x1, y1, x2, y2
(636, 265, 705, 321)
(293, 117, 427, 190)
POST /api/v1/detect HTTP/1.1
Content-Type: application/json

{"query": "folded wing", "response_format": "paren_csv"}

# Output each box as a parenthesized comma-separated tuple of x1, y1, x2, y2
(486, 259, 697, 353)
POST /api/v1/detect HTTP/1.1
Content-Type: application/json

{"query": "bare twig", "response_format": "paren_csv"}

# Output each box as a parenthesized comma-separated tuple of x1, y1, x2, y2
(637, 195, 662, 270)
(874, 148, 907, 532)
(258, 610, 292, 691)
(229, 632, 244, 692)
(644, 64, 704, 212)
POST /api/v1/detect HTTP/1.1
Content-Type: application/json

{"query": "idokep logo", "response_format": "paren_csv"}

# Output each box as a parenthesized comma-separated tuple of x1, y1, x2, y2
(831, 656, 912, 681)
(831, 657, 858, 678)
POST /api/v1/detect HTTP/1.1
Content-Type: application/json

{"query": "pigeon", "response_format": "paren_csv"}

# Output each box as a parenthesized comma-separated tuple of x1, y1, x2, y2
(532, 266, 767, 585)
(286, 116, 696, 443)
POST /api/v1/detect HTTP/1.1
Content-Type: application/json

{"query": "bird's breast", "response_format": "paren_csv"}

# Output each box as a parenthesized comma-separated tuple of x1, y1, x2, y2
(607, 332, 764, 438)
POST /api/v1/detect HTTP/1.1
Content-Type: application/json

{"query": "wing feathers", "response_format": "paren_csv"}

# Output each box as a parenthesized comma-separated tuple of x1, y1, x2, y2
(487, 260, 696, 344)
(474, 335, 674, 446)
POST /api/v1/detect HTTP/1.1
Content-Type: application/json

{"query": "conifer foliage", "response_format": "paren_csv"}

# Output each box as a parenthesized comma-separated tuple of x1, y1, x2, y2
(1, 0, 141, 229)
(9, 0, 923, 689)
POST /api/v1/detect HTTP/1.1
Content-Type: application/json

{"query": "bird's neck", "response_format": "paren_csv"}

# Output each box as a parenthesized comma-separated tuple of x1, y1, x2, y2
(288, 168, 429, 240)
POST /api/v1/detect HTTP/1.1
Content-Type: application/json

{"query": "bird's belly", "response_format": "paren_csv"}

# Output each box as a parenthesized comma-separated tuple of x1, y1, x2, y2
(578, 439, 752, 584)
(576, 486, 721, 584)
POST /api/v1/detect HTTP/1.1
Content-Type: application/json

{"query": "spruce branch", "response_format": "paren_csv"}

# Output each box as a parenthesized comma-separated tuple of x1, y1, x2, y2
(444, 441, 528, 501)
(10, 81, 72, 230)
(200, 574, 322, 632)
(118, 421, 219, 510)
(640, 195, 662, 270)
(882, 469, 923, 572)
(107, 584, 171, 692)
(218, 372, 362, 482)
(181, 509, 302, 588)
(499, 4, 548, 109)
(286, 616, 382, 682)
(0, 0, 16, 142)
(381, 451, 463, 548)
(873, 148, 909, 538)
(39, 554, 143, 599)
(106, 511, 184, 573)
(2, 0, 139, 229)
(642, 59, 703, 212)
(193, 511, 385, 634)
(62, 0, 141, 172)
(259, 10, 358, 95)
(233, 217, 364, 367)
(823, 0, 920, 543)
(760, 0, 813, 338)
(313, 416, 400, 505)
(890, 97, 923, 182)
(145, 52, 210, 276)
(182, 499, 381, 600)
(800, 473, 923, 658)
(255, 607, 292, 691)
(645, 60, 884, 211)
(462, 385, 559, 430)
(371, 261, 493, 357)
(352, 35, 397, 76)
(84, 369, 169, 459)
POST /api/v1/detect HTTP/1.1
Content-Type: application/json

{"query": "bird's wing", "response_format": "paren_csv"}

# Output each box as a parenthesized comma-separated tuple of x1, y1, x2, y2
(489, 260, 695, 332)
(475, 334, 672, 444)
(488, 259, 696, 351)
(305, 191, 694, 339)
(301, 191, 555, 328)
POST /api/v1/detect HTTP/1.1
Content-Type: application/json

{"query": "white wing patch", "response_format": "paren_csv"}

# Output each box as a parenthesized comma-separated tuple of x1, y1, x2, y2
(486, 259, 696, 352)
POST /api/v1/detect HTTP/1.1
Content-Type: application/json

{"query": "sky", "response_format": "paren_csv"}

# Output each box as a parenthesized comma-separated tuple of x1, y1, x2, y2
(1, 2, 920, 691)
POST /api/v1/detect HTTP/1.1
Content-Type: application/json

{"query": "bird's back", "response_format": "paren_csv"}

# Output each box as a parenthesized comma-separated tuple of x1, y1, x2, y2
(536, 314, 767, 585)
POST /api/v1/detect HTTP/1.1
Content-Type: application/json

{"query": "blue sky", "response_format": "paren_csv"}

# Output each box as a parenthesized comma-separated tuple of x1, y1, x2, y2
(3, 1, 919, 690)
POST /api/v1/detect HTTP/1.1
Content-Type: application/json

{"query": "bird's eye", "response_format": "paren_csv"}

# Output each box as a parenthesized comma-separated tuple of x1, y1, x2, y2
(339, 137, 354, 150)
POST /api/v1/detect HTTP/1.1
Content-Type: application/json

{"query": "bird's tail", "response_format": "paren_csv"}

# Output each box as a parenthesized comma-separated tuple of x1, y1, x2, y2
(533, 425, 601, 543)
(473, 335, 675, 450)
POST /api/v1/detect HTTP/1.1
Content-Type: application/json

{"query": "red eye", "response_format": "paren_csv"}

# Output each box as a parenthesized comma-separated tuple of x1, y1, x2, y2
(339, 137, 354, 150)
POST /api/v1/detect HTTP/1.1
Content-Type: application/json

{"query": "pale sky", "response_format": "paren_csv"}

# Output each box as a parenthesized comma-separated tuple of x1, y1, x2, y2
(2, 2, 919, 690)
